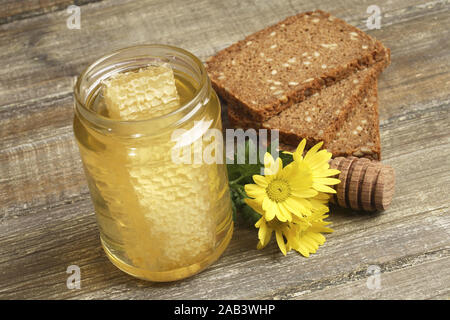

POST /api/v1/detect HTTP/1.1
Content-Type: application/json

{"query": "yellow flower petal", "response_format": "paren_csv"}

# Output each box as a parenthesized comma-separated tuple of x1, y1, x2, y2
(264, 152, 274, 169)
(257, 242, 264, 250)
(252, 174, 268, 187)
(263, 156, 273, 175)
(264, 153, 282, 175)
(293, 139, 307, 162)
(312, 192, 331, 202)
(313, 177, 341, 186)
(285, 197, 312, 215)
(262, 197, 277, 221)
(296, 244, 310, 257)
(307, 232, 326, 245)
(276, 231, 287, 256)
(245, 198, 265, 215)
(291, 188, 318, 198)
(260, 224, 273, 247)
(303, 234, 320, 251)
(256, 218, 273, 250)
(315, 169, 341, 177)
(281, 199, 298, 215)
(310, 225, 334, 233)
(304, 141, 323, 161)
(312, 183, 337, 194)
(244, 183, 266, 198)
(307, 150, 331, 171)
(308, 199, 330, 213)
(258, 220, 267, 241)
(323, 178, 342, 186)
(276, 209, 288, 222)
(277, 202, 292, 222)
(274, 157, 283, 175)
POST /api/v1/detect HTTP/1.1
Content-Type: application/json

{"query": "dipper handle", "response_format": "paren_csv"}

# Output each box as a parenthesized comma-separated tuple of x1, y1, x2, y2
(329, 157, 395, 211)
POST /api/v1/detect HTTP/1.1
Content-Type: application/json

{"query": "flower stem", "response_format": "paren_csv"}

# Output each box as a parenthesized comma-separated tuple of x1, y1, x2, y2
(229, 175, 247, 185)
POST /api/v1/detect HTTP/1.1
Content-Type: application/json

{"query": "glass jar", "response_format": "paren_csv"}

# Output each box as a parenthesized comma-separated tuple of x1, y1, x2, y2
(73, 45, 233, 282)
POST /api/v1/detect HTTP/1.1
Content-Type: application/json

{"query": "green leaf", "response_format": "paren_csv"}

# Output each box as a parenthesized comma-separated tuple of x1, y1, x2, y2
(278, 151, 293, 166)
(227, 138, 263, 225)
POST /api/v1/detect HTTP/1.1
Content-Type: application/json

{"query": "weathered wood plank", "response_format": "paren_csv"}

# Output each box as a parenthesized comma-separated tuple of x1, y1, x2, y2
(0, 0, 102, 25)
(0, 129, 87, 220)
(270, 251, 450, 299)
(0, 189, 447, 299)
(0, 93, 73, 150)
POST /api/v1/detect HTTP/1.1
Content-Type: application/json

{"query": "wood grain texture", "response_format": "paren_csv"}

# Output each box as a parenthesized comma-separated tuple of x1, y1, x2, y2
(0, 0, 449, 299)
(347, 158, 371, 210)
(0, 0, 102, 25)
(374, 165, 395, 211)
(329, 156, 396, 212)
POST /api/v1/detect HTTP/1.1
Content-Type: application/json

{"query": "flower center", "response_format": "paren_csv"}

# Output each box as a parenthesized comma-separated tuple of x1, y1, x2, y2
(266, 179, 291, 202)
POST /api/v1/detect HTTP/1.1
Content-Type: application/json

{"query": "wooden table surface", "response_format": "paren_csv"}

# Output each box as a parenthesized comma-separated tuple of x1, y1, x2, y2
(1, 0, 449, 300)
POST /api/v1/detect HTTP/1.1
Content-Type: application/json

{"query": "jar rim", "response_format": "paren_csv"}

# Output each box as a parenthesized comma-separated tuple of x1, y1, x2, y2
(74, 44, 209, 128)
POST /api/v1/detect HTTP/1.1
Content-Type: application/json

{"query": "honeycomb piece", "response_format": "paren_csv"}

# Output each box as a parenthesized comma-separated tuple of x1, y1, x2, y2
(103, 64, 180, 120)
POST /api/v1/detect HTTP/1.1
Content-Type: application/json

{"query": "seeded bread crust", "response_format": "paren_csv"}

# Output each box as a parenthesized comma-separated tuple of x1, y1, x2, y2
(228, 78, 381, 160)
(207, 10, 390, 122)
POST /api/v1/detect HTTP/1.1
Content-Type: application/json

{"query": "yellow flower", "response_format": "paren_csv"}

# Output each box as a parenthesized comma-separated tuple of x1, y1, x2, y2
(255, 217, 293, 255)
(250, 197, 333, 256)
(244, 139, 339, 257)
(286, 207, 334, 257)
(246, 197, 298, 255)
(244, 153, 318, 222)
(291, 139, 341, 194)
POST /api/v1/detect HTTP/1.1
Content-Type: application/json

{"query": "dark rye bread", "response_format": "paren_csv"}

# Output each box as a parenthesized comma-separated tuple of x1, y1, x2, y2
(228, 78, 381, 160)
(277, 84, 381, 160)
(229, 61, 384, 147)
(206, 10, 389, 122)
(325, 81, 381, 160)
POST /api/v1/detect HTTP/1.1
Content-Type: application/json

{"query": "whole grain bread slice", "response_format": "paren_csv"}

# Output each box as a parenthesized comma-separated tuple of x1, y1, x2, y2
(260, 63, 382, 146)
(228, 77, 381, 160)
(228, 59, 386, 146)
(324, 81, 381, 159)
(207, 10, 389, 122)
(276, 83, 381, 160)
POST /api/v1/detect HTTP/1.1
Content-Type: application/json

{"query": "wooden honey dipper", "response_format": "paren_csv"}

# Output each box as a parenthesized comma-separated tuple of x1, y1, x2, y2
(329, 157, 395, 211)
